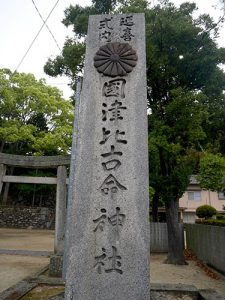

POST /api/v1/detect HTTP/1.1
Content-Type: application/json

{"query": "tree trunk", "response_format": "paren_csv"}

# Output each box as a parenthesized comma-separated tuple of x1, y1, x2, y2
(152, 191, 159, 222)
(165, 198, 186, 265)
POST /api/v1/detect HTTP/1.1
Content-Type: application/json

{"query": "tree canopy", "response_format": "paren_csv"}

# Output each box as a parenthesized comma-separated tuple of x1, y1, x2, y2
(0, 69, 73, 155)
(197, 153, 225, 192)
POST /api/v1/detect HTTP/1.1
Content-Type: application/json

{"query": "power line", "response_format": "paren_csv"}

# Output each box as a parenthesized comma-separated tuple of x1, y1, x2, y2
(14, 0, 61, 73)
(31, 0, 61, 52)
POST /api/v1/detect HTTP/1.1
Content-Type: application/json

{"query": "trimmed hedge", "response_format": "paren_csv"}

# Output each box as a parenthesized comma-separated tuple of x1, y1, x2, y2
(196, 205, 217, 219)
(196, 219, 225, 227)
(216, 214, 225, 220)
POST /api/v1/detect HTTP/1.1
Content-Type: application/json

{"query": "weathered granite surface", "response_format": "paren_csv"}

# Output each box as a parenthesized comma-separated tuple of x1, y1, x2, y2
(49, 255, 63, 278)
(55, 166, 67, 255)
(64, 13, 150, 300)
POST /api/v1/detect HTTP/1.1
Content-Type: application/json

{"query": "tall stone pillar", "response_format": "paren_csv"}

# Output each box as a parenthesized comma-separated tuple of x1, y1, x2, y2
(65, 13, 150, 299)
(55, 165, 67, 254)
(63, 77, 82, 278)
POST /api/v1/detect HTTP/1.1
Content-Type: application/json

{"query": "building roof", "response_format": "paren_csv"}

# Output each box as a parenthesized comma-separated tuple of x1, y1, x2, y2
(189, 175, 199, 185)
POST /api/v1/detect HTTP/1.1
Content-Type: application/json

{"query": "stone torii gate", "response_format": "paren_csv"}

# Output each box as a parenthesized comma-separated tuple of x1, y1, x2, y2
(0, 153, 70, 276)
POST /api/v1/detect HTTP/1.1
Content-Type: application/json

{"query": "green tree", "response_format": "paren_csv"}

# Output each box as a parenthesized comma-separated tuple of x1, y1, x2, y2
(149, 88, 207, 263)
(44, 0, 225, 264)
(197, 153, 225, 192)
(0, 69, 74, 155)
(145, 1, 225, 264)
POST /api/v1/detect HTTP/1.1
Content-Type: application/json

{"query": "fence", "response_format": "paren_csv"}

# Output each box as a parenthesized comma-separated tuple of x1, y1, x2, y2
(186, 224, 225, 274)
(150, 222, 168, 252)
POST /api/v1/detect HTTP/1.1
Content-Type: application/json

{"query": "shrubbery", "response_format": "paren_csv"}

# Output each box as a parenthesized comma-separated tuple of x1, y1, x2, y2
(196, 219, 225, 227)
(196, 205, 217, 219)
(216, 214, 225, 220)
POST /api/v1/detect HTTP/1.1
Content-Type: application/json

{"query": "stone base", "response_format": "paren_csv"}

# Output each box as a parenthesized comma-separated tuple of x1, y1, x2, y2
(49, 255, 63, 278)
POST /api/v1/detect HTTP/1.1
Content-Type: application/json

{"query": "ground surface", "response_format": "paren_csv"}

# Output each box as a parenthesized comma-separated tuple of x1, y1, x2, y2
(0, 228, 225, 297)
(151, 254, 225, 296)
(0, 228, 54, 293)
(0, 228, 54, 251)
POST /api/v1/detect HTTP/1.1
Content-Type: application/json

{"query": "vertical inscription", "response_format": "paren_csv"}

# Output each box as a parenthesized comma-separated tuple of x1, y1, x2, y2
(99, 17, 113, 42)
(94, 246, 123, 274)
(120, 16, 135, 41)
(94, 72, 127, 273)
(92, 16, 138, 275)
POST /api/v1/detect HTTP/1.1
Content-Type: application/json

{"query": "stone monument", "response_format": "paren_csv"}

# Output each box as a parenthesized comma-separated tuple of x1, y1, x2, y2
(64, 13, 150, 299)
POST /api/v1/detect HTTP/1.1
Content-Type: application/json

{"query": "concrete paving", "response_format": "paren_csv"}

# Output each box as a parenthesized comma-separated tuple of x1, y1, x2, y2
(0, 228, 54, 293)
(0, 228, 225, 297)
(151, 253, 225, 297)
(0, 228, 54, 251)
(0, 254, 49, 293)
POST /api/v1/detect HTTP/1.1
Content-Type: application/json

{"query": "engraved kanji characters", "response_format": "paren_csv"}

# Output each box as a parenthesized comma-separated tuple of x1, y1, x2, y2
(102, 159, 121, 171)
(93, 207, 125, 275)
(93, 208, 107, 232)
(100, 88, 128, 192)
(100, 131, 127, 171)
(99, 17, 113, 42)
(93, 207, 126, 232)
(101, 145, 122, 158)
(102, 103, 108, 121)
(99, 31, 112, 42)
(108, 207, 125, 227)
(99, 17, 113, 29)
(115, 130, 127, 144)
(109, 100, 127, 121)
(120, 16, 134, 27)
(99, 128, 127, 145)
(102, 100, 127, 122)
(105, 246, 123, 274)
(94, 246, 123, 274)
(120, 15, 135, 41)
(103, 79, 126, 98)
(98, 15, 135, 42)
(121, 27, 135, 41)
(94, 16, 137, 275)
(101, 145, 122, 171)
(94, 247, 107, 274)
(100, 174, 127, 195)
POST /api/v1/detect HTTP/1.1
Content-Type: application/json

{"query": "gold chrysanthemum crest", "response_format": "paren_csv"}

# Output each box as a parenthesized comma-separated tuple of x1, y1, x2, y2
(94, 42, 138, 77)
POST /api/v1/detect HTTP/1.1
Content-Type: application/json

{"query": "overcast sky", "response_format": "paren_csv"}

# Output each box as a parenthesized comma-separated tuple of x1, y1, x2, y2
(0, 0, 224, 99)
